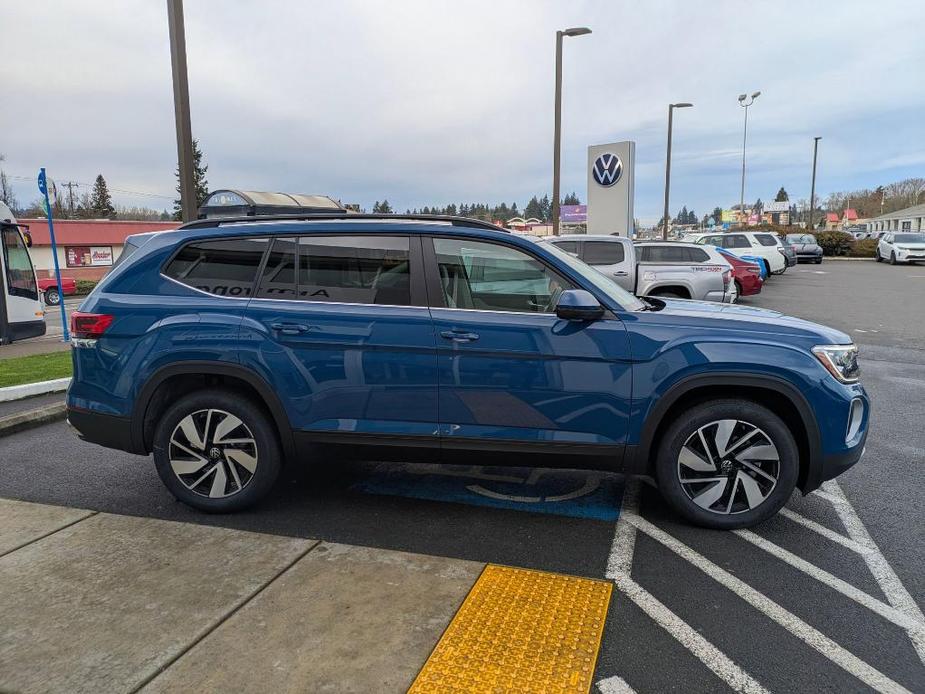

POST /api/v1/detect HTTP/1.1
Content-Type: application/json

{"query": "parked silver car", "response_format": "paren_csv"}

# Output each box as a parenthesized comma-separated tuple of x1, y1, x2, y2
(543, 235, 735, 303)
(785, 233, 823, 263)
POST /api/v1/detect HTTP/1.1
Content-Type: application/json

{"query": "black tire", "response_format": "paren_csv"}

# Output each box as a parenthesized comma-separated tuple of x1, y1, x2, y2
(654, 399, 798, 529)
(734, 279, 743, 297)
(875, 249, 882, 263)
(153, 389, 281, 512)
(44, 288, 60, 306)
(814, 257, 823, 264)
(890, 252, 897, 265)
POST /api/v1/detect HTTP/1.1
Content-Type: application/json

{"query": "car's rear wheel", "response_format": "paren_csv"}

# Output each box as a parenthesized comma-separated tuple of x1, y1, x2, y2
(734, 279, 743, 297)
(875, 249, 882, 262)
(654, 399, 798, 529)
(153, 389, 281, 512)
(44, 288, 60, 306)
(890, 252, 898, 265)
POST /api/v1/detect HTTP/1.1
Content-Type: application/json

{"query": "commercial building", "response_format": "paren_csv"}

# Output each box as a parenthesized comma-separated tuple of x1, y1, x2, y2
(20, 219, 177, 280)
(865, 203, 925, 233)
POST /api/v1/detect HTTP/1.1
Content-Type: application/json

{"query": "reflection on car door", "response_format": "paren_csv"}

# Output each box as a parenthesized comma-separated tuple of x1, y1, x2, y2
(241, 234, 439, 445)
(424, 235, 633, 467)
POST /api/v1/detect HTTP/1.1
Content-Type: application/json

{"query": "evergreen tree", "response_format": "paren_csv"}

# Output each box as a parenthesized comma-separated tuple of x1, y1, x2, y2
(712, 206, 723, 224)
(687, 209, 697, 225)
(539, 194, 551, 221)
(90, 174, 115, 218)
(524, 196, 543, 220)
(775, 187, 789, 202)
(445, 203, 458, 216)
(562, 192, 581, 205)
(173, 138, 209, 220)
(675, 206, 688, 224)
(372, 200, 394, 214)
(753, 198, 763, 214)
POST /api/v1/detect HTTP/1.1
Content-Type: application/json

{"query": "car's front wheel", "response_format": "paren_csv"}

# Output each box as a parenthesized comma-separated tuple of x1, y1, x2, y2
(44, 288, 60, 306)
(654, 399, 798, 529)
(153, 389, 281, 512)
(890, 252, 898, 265)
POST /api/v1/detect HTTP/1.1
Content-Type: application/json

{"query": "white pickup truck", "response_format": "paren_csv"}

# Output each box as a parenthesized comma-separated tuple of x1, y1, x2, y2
(542, 235, 736, 303)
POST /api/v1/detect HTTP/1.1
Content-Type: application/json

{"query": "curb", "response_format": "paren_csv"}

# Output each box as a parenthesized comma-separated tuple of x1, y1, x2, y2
(824, 257, 874, 261)
(0, 402, 67, 437)
(0, 377, 71, 403)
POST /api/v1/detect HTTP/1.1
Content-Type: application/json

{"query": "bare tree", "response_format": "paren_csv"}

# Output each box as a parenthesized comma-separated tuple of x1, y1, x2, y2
(0, 154, 18, 211)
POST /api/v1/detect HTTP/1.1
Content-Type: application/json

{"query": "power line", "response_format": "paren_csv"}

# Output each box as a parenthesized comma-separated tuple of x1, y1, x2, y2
(6, 174, 173, 200)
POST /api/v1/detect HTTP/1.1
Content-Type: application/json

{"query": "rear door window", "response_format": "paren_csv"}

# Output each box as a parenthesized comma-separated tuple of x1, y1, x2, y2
(755, 234, 779, 247)
(551, 240, 579, 255)
(724, 235, 751, 249)
(165, 237, 268, 297)
(298, 235, 411, 306)
(582, 241, 625, 265)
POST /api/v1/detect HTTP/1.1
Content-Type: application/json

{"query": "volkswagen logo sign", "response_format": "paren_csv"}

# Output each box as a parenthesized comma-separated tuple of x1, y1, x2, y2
(592, 153, 623, 187)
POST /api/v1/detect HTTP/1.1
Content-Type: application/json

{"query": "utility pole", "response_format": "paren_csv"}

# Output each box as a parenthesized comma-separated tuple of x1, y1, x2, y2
(167, 0, 196, 222)
(61, 181, 79, 217)
(808, 136, 821, 231)
(551, 27, 591, 236)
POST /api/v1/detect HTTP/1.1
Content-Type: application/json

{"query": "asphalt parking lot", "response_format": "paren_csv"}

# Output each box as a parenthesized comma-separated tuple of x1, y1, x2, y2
(1, 259, 923, 692)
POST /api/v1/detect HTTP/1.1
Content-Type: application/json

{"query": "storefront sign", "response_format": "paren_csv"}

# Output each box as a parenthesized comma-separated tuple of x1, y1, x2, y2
(66, 246, 113, 267)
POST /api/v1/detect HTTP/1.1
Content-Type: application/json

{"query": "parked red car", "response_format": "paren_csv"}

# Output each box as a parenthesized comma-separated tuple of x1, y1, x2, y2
(716, 248, 763, 296)
(37, 276, 77, 306)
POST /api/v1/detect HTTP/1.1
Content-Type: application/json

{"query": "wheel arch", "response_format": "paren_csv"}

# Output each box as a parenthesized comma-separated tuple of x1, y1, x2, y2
(131, 361, 295, 461)
(635, 372, 823, 493)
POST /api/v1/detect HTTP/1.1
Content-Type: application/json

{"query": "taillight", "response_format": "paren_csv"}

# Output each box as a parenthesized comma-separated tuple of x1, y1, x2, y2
(70, 312, 114, 339)
(747, 266, 761, 275)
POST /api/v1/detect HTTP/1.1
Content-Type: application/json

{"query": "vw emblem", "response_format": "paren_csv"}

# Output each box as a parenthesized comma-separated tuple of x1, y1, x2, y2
(592, 153, 623, 187)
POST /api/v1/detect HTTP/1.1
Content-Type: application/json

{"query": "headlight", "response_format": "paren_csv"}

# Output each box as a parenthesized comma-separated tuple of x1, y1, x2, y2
(812, 344, 860, 383)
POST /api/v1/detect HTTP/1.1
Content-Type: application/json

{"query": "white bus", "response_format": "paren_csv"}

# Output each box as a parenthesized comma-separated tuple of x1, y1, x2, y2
(0, 202, 46, 344)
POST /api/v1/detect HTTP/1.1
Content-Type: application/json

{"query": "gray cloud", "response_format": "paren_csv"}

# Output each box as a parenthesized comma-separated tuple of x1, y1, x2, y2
(2, 0, 923, 222)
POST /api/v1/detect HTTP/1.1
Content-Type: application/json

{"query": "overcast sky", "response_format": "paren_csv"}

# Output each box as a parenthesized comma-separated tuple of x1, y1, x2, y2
(2, 0, 924, 222)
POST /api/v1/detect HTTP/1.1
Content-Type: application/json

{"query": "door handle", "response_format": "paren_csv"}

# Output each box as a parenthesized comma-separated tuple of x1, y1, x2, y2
(270, 322, 310, 335)
(612, 270, 628, 276)
(440, 329, 479, 342)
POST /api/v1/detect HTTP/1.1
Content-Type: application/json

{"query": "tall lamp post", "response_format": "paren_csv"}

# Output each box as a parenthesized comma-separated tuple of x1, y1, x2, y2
(808, 136, 821, 230)
(167, 0, 196, 223)
(552, 27, 591, 236)
(662, 102, 693, 240)
(737, 91, 761, 227)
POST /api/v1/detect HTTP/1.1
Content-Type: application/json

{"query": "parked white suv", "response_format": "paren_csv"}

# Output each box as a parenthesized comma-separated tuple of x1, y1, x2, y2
(687, 231, 787, 276)
(876, 232, 925, 265)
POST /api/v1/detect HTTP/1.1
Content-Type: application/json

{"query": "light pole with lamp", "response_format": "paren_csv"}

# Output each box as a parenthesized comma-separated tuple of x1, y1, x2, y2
(737, 91, 761, 227)
(662, 102, 693, 240)
(552, 27, 591, 236)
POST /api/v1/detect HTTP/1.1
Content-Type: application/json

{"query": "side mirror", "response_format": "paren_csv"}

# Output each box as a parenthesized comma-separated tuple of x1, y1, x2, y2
(555, 289, 604, 321)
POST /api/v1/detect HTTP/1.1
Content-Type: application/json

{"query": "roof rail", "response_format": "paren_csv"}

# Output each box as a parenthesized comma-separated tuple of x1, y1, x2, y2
(178, 212, 507, 233)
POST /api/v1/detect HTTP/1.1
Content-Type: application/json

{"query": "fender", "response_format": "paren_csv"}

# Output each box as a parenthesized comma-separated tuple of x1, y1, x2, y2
(131, 361, 295, 460)
(630, 371, 823, 491)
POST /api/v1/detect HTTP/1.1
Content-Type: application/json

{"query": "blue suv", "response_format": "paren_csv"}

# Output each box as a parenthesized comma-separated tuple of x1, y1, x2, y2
(66, 215, 868, 529)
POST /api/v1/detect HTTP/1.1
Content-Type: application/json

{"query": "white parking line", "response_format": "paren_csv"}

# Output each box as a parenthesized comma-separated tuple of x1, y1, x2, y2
(626, 513, 912, 693)
(778, 507, 874, 555)
(601, 481, 769, 694)
(597, 674, 638, 693)
(823, 480, 925, 665)
(734, 529, 925, 633)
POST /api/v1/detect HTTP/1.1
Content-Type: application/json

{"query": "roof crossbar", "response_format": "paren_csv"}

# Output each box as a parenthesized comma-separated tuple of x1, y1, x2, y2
(179, 213, 507, 232)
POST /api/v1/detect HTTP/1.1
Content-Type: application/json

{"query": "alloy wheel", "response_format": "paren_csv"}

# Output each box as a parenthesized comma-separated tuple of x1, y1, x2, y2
(168, 409, 259, 498)
(676, 419, 779, 515)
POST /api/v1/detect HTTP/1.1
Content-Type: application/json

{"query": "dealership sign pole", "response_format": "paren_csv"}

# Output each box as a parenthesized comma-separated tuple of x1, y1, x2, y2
(37, 168, 70, 342)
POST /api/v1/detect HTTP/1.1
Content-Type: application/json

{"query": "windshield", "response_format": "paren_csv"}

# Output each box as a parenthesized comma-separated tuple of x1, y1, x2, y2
(787, 234, 814, 243)
(540, 240, 646, 312)
(894, 233, 925, 243)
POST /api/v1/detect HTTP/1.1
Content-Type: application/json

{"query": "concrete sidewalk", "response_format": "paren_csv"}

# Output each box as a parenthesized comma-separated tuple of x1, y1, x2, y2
(0, 498, 611, 694)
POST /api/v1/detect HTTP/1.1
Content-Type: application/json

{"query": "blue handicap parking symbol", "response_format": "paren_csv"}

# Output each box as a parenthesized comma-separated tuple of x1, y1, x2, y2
(352, 463, 624, 521)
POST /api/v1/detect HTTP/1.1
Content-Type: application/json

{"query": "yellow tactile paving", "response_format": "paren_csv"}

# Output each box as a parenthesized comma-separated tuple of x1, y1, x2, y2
(409, 564, 612, 694)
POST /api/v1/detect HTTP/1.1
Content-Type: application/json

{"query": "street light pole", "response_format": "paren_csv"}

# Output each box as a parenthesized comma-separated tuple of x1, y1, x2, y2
(662, 102, 693, 240)
(737, 91, 760, 227)
(167, 0, 196, 223)
(552, 27, 591, 236)
(808, 136, 821, 230)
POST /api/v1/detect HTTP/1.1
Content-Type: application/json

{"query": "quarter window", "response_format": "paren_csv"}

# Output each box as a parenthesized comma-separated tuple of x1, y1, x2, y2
(1, 225, 38, 301)
(432, 238, 573, 313)
(165, 238, 267, 297)
(552, 240, 579, 255)
(687, 247, 710, 262)
(582, 241, 625, 265)
(755, 234, 779, 247)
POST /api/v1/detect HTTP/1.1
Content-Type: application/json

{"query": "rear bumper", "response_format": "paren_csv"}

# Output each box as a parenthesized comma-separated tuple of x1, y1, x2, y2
(66, 407, 138, 455)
